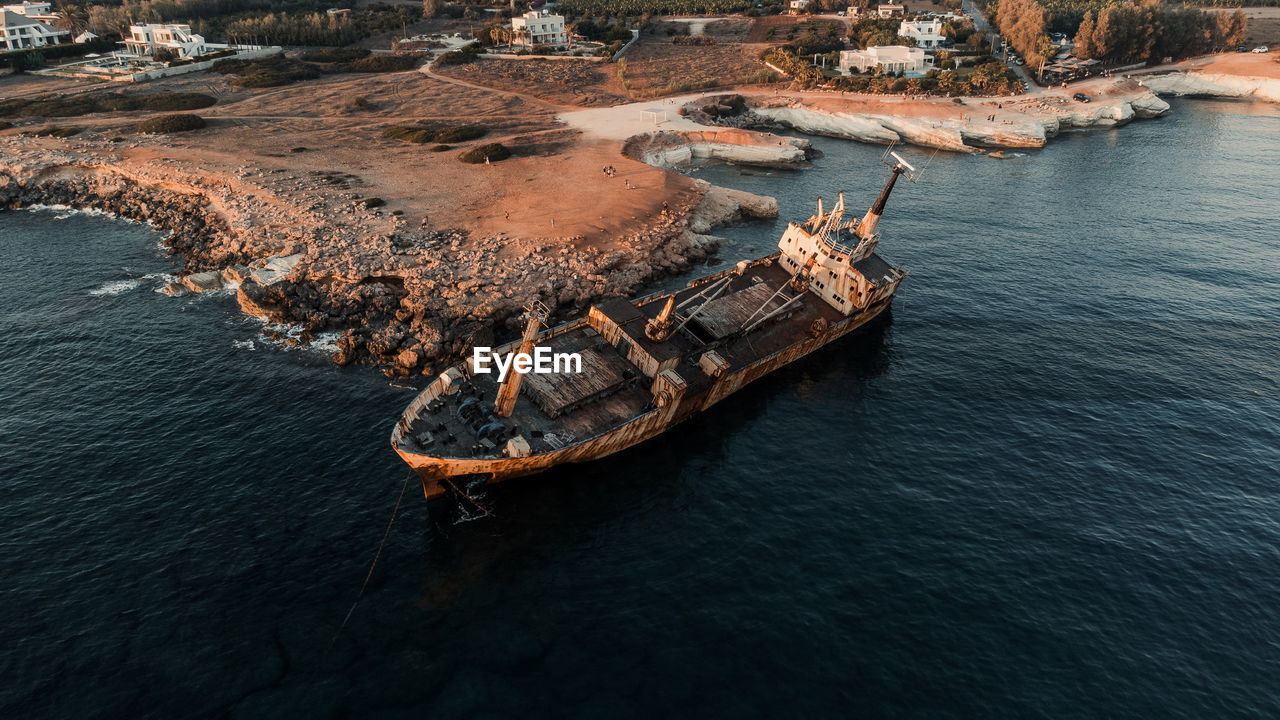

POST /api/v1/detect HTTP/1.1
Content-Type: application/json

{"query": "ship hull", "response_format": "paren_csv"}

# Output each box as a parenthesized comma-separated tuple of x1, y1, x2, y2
(394, 296, 892, 499)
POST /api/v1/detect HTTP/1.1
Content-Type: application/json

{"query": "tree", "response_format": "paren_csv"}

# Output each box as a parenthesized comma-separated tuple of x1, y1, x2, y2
(1217, 8, 1247, 49)
(1073, 10, 1098, 60)
(423, 0, 441, 18)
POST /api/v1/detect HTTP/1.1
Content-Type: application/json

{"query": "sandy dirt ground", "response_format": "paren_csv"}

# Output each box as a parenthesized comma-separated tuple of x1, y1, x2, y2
(1134, 50, 1280, 81)
(1, 66, 696, 250)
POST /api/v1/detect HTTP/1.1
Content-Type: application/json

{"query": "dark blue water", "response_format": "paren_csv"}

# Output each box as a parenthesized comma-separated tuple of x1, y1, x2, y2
(3, 98, 1279, 718)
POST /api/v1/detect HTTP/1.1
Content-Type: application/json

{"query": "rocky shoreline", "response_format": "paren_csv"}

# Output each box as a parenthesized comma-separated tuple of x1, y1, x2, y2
(1140, 70, 1280, 103)
(683, 83, 1172, 153)
(0, 141, 777, 377)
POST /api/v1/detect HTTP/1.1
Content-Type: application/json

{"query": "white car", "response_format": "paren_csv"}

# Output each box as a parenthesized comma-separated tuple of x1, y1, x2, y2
(1253, 46, 1270, 53)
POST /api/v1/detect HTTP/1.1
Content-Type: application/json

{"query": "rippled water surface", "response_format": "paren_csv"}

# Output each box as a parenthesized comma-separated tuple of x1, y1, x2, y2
(2, 99, 1279, 718)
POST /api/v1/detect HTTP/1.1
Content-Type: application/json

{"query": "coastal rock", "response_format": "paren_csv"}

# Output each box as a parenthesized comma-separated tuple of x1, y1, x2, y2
(1141, 72, 1280, 103)
(687, 180, 778, 234)
(752, 106, 901, 146)
(236, 281, 288, 322)
(1130, 92, 1172, 118)
(625, 130, 809, 169)
(181, 270, 224, 293)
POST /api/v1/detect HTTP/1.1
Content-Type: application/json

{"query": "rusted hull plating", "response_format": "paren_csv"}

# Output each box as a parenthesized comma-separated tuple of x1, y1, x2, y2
(394, 298, 892, 499)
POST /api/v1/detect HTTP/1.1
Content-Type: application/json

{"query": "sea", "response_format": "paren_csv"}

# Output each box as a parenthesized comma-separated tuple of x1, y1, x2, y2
(2, 98, 1278, 719)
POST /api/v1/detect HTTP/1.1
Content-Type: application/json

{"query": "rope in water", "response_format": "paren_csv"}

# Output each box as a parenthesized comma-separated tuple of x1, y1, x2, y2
(330, 468, 413, 646)
(441, 475, 495, 519)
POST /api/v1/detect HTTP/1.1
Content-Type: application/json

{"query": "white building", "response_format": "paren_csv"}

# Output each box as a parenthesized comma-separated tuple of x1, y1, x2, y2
(898, 18, 945, 48)
(790, 0, 810, 13)
(1, 8, 67, 50)
(839, 45, 934, 75)
(3, 1, 59, 21)
(121, 24, 211, 59)
(511, 9, 567, 46)
(877, 3, 905, 17)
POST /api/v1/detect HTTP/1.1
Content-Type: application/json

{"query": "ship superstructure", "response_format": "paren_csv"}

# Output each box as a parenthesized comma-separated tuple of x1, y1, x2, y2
(391, 154, 915, 500)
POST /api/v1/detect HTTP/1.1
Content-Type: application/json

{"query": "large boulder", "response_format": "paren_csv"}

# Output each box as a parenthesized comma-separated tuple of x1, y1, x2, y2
(181, 270, 223, 293)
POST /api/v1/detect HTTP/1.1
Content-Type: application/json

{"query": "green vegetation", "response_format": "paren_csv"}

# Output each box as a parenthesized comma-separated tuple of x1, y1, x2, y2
(215, 56, 322, 87)
(831, 62, 1020, 95)
(20, 126, 83, 138)
(436, 41, 484, 66)
(0, 121, 13, 130)
(348, 54, 419, 72)
(1074, 3, 1246, 63)
(382, 124, 488, 144)
(989, 0, 1249, 68)
(459, 143, 512, 163)
(0, 93, 217, 119)
(77, 2, 419, 48)
(299, 46, 371, 63)
(557, 0, 751, 15)
(761, 47, 823, 84)
(765, 46, 1019, 95)
(214, 51, 417, 88)
(137, 114, 208, 133)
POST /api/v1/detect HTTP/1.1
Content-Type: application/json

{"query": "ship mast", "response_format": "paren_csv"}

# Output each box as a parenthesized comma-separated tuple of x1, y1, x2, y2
(856, 150, 919, 241)
(494, 302, 548, 418)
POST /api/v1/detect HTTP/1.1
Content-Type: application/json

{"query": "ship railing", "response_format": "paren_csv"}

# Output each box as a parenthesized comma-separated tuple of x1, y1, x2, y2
(393, 376, 448, 445)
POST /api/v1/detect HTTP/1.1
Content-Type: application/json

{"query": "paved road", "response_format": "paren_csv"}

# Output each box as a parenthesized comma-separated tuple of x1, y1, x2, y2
(960, 0, 1040, 90)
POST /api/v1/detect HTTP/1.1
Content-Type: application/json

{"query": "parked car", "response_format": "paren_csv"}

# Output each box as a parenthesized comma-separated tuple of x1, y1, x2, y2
(1236, 46, 1249, 52)
(1073, 93, 1091, 103)
(1253, 46, 1270, 53)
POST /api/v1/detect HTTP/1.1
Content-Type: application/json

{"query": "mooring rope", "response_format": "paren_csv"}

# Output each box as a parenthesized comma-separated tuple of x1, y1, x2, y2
(330, 468, 413, 647)
(441, 475, 495, 519)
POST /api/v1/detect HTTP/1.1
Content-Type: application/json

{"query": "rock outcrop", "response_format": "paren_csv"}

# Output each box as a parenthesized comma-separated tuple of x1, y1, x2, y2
(1140, 72, 1280, 103)
(1, 140, 782, 377)
(731, 87, 1170, 153)
(624, 129, 811, 169)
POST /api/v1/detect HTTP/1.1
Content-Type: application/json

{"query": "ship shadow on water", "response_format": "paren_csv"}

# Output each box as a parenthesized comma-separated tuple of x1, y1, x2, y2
(414, 313, 897, 601)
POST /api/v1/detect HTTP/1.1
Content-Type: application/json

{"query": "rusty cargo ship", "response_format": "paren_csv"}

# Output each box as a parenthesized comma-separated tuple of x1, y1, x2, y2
(391, 154, 916, 500)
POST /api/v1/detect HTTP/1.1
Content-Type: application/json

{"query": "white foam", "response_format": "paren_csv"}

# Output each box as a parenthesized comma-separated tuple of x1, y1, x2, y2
(253, 321, 339, 357)
(231, 339, 256, 351)
(88, 278, 143, 296)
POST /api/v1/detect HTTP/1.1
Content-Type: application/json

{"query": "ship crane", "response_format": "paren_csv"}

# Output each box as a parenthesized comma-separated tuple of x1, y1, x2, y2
(493, 301, 549, 418)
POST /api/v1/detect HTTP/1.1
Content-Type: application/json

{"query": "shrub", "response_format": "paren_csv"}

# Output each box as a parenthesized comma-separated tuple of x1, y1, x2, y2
(300, 46, 371, 63)
(429, 144, 452, 152)
(0, 92, 216, 118)
(350, 54, 419, 72)
(21, 126, 82, 137)
(382, 125, 435, 143)
(382, 124, 487, 144)
(459, 143, 511, 163)
(0, 121, 12, 130)
(436, 50, 477, 65)
(216, 56, 322, 87)
(137, 114, 207, 133)
(432, 125, 486, 142)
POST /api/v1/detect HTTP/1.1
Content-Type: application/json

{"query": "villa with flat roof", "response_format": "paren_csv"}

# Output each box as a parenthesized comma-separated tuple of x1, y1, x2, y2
(1, 7, 67, 51)
(899, 19, 945, 48)
(511, 9, 567, 46)
(121, 24, 211, 59)
(839, 45, 934, 75)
